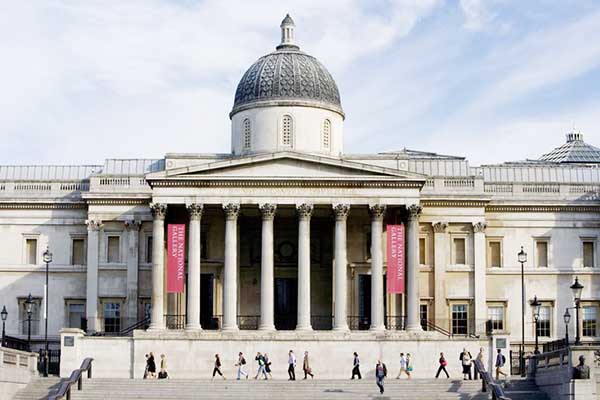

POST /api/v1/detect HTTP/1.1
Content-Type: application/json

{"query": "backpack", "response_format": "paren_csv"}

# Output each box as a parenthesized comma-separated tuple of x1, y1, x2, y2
(158, 371, 168, 379)
(241, 357, 246, 365)
(501, 355, 506, 365)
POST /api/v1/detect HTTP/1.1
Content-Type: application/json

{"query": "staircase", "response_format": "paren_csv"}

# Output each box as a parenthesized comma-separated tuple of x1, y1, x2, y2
(15, 377, 548, 400)
(13, 377, 62, 400)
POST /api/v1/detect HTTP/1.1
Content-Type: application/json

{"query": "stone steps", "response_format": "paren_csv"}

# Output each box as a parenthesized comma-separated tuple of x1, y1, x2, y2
(13, 377, 62, 400)
(15, 377, 548, 400)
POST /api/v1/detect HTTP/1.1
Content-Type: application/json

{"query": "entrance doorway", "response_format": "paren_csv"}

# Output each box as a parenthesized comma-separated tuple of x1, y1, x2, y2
(358, 274, 371, 330)
(200, 273, 216, 329)
(275, 277, 297, 330)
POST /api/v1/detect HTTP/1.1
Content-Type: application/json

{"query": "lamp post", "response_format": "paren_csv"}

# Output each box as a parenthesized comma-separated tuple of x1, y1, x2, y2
(564, 308, 571, 346)
(517, 246, 527, 376)
(570, 277, 584, 346)
(1, 305, 7, 347)
(42, 247, 52, 377)
(25, 294, 33, 351)
(530, 295, 541, 354)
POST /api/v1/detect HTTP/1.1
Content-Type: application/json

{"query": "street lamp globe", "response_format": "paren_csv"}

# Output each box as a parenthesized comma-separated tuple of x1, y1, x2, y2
(42, 247, 53, 264)
(518, 246, 527, 263)
(25, 293, 33, 316)
(570, 277, 584, 301)
(531, 295, 541, 320)
(1, 306, 7, 321)
(564, 309, 571, 325)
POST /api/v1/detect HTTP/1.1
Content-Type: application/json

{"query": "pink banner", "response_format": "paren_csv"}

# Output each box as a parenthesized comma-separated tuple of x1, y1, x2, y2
(167, 224, 186, 293)
(386, 224, 405, 294)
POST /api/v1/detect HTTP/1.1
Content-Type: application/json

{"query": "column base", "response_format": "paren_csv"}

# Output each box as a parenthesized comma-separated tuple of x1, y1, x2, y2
(369, 324, 385, 332)
(405, 324, 423, 332)
(333, 325, 349, 332)
(185, 323, 202, 331)
(258, 324, 275, 331)
(221, 326, 239, 332)
(147, 323, 166, 331)
(295, 325, 313, 332)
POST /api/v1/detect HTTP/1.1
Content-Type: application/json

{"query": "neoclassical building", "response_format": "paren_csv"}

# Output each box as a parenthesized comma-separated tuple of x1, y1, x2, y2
(1, 16, 600, 374)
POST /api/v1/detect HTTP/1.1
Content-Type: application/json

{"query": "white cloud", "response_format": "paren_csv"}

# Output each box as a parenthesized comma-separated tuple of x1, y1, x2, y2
(459, 0, 495, 31)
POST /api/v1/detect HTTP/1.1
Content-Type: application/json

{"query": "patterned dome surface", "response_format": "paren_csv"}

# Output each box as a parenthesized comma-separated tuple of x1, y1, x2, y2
(231, 49, 344, 117)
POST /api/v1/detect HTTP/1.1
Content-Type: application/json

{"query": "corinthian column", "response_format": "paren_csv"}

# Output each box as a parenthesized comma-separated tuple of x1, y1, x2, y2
(369, 204, 386, 331)
(186, 203, 203, 330)
(406, 204, 423, 332)
(222, 203, 240, 331)
(296, 203, 313, 331)
(333, 204, 350, 331)
(85, 219, 102, 333)
(149, 203, 167, 330)
(473, 221, 487, 335)
(259, 203, 276, 331)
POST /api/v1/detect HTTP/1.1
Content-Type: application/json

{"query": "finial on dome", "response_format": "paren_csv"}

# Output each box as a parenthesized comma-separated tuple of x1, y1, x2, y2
(277, 14, 300, 51)
(566, 127, 583, 142)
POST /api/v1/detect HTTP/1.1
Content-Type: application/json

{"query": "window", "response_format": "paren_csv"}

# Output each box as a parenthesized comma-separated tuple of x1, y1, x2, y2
(536, 241, 548, 268)
(26, 238, 37, 264)
(19, 297, 41, 335)
(282, 115, 293, 146)
(67, 302, 86, 329)
(451, 304, 468, 335)
(487, 305, 504, 331)
(487, 241, 502, 268)
(453, 238, 466, 264)
(243, 118, 251, 150)
(139, 299, 152, 320)
(145, 236, 153, 264)
(72, 238, 86, 265)
(536, 306, 551, 337)
(420, 304, 428, 331)
(583, 241, 595, 268)
(419, 238, 426, 265)
(107, 236, 120, 263)
(103, 302, 121, 333)
(583, 306, 597, 337)
(322, 119, 331, 149)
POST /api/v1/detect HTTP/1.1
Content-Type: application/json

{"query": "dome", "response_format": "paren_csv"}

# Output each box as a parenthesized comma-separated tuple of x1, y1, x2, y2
(230, 15, 344, 118)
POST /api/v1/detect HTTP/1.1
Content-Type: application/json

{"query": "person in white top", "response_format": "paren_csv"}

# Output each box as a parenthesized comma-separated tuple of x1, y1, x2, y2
(235, 352, 248, 380)
(288, 350, 296, 381)
(396, 353, 409, 379)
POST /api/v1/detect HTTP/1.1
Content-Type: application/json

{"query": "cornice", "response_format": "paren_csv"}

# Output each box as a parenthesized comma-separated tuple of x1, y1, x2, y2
(150, 179, 422, 189)
(421, 200, 488, 207)
(0, 202, 86, 210)
(485, 205, 600, 213)
(86, 199, 149, 206)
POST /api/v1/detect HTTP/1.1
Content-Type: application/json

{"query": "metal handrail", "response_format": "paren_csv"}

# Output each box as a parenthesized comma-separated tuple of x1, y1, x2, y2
(48, 357, 93, 400)
(474, 359, 511, 400)
(422, 319, 453, 337)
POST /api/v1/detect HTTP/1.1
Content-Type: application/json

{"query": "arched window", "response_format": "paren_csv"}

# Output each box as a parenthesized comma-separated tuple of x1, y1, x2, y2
(282, 115, 293, 147)
(243, 119, 251, 150)
(322, 119, 331, 149)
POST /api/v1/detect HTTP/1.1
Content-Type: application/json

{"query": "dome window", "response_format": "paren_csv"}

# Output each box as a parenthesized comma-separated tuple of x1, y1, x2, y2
(322, 119, 331, 150)
(243, 119, 251, 150)
(282, 115, 293, 147)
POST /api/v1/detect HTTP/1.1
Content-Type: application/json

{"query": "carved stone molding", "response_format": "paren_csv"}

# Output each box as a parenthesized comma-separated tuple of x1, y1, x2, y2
(150, 203, 167, 220)
(223, 203, 240, 220)
(259, 203, 277, 220)
(473, 222, 487, 233)
(333, 204, 350, 220)
(432, 222, 448, 233)
(124, 220, 142, 231)
(407, 204, 423, 220)
(369, 204, 386, 221)
(86, 220, 102, 231)
(152, 180, 422, 189)
(187, 203, 204, 220)
(296, 203, 313, 220)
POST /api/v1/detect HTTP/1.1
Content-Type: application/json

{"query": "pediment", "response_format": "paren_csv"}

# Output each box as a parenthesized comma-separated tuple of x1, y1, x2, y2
(147, 152, 426, 182)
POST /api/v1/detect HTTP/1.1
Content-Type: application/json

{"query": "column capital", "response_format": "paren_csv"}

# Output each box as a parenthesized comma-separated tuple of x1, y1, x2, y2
(296, 203, 313, 220)
(223, 203, 240, 220)
(473, 221, 487, 233)
(187, 203, 204, 220)
(432, 221, 448, 233)
(333, 204, 350, 220)
(150, 203, 167, 220)
(369, 204, 386, 221)
(259, 203, 277, 220)
(124, 220, 142, 231)
(85, 219, 102, 231)
(407, 204, 422, 220)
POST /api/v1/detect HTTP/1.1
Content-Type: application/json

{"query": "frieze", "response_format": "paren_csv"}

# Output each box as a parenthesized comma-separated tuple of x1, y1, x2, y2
(0, 202, 86, 210)
(150, 180, 423, 189)
(86, 199, 149, 206)
(485, 205, 600, 213)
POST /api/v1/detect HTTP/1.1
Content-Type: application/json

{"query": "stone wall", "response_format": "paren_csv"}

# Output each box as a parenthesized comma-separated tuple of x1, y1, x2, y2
(0, 346, 39, 400)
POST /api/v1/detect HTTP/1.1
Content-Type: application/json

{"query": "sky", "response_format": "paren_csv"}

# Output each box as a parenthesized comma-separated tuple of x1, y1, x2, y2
(2, 0, 600, 166)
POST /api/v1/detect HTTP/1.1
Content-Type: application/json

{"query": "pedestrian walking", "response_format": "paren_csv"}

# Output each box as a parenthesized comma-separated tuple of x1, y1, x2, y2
(460, 348, 473, 380)
(212, 353, 226, 380)
(495, 349, 508, 380)
(435, 352, 450, 378)
(264, 353, 272, 379)
(405, 353, 413, 379)
(254, 352, 268, 380)
(143, 354, 150, 379)
(351, 352, 361, 379)
(474, 347, 485, 379)
(396, 353, 409, 379)
(235, 352, 248, 380)
(303, 351, 314, 379)
(158, 354, 169, 379)
(288, 350, 296, 381)
(147, 352, 156, 379)
(375, 360, 387, 394)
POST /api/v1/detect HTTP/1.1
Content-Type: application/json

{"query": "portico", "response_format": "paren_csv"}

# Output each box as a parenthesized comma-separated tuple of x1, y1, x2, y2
(143, 151, 425, 334)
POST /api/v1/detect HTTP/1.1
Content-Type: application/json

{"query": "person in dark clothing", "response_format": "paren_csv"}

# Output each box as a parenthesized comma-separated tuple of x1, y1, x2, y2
(435, 352, 450, 378)
(351, 352, 361, 379)
(147, 352, 156, 379)
(264, 353, 272, 379)
(375, 360, 387, 394)
(212, 353, 225, 380)
(288, 350, 296, 381)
